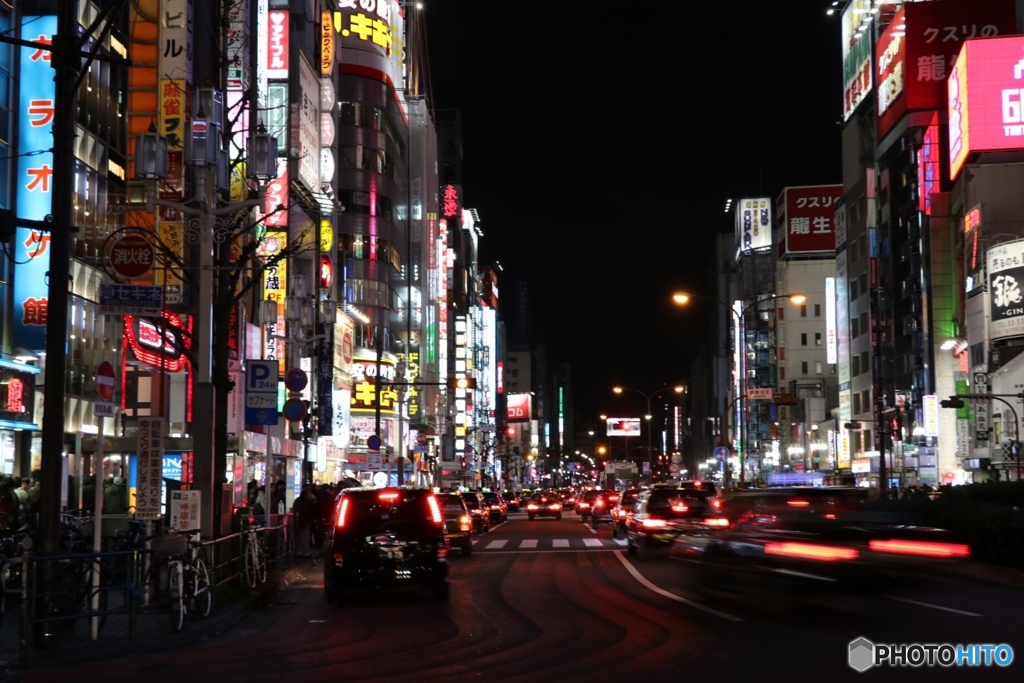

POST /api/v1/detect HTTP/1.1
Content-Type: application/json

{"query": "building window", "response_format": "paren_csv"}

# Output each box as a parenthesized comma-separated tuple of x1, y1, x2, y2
(851, 317, 859, 338)
(801, 333, 808, 346)
(800, 304, 808, 318)
(801, 361, 808, 374)
(815, 332, 822, 346)
(780, 366, 786, 380)
(816, 361, 823, 374)
(852, 355, 859, 376)
(814, 303, 821, 317)
(853, 393, 861, 413)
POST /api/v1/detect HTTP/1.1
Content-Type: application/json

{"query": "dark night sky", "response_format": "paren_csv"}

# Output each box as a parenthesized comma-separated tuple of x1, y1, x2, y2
(422, 2, 845, 425)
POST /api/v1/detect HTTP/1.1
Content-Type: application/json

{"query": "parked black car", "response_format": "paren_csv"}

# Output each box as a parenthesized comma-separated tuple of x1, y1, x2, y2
(323, 486, 450, 602)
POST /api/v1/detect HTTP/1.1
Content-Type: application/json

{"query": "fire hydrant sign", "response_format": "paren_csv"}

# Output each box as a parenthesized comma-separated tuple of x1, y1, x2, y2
(135, 417, 165, 521)
(169, 490, 201, 532)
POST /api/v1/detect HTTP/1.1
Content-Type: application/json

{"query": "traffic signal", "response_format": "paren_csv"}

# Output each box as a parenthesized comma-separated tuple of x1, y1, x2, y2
(940, 396, 965, 409)
(843, 421, 862, 430)
(890, 416, 901, 440)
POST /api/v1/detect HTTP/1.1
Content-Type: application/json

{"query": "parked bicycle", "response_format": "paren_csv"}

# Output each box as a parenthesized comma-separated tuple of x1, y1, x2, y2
(242, 524, 267, 589)
(166, 531, 212, 632)
(0, 513, 32, 618)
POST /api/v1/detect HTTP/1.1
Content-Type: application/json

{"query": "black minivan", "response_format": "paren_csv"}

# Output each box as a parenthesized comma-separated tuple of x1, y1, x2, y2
(323, 486, 450, 602)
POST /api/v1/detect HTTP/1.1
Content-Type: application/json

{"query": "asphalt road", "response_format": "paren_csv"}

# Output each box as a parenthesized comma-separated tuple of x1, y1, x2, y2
(10, 511, 1024, 682)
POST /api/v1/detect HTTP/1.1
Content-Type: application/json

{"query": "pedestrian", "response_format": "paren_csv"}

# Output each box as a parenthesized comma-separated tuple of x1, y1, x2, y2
(253, 488, 267, 525)
(104, 476, 128, 514)
(293, 485, 317, 558)
(81, 474, 97, 513)
(0, 476, 18, 530)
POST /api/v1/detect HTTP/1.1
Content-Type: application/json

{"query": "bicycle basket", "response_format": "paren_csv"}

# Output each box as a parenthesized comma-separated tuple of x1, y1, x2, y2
(149, 533, 188, 560)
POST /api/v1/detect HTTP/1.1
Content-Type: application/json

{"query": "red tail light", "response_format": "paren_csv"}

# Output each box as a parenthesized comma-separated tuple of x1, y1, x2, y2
(642, 518, 667, 529)
(670, 502, 689, 513)
(711, 499, 722, 510)
(595, 500, 605, 508)
(426, 495, 443, 524)
(869, 539, 971, 558)
(787, 499, 810, 507)
(336, 498, 351, 529)
(764, 541, 859, 561)
(378, 490, 400, 503)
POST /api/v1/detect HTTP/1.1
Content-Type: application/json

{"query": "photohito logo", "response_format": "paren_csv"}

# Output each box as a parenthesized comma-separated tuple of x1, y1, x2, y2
(848, 637, 1014, 671)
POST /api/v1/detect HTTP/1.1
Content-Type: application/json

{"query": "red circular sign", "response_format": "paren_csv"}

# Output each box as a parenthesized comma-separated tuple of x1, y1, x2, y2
(285, 367, 308, 392)
(96, 361, 116, 401)
(109, 234, 155, 279)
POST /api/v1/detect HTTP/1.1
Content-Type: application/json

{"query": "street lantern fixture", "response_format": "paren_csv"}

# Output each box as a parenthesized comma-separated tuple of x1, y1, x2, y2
(672, 291, 806, 484)
(612, 384, 684, 479)
(133, 88, 277, 537)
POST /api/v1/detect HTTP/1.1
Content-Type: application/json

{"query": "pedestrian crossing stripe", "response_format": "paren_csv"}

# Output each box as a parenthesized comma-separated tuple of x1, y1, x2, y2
(474, 538, 628, 550)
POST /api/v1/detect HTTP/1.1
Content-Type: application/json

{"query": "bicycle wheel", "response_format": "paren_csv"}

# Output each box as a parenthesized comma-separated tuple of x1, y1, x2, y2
(167, 560, 185, 632)
(192, 556, 213, 618)
(43, 563, 86, 636)
(243, 539, 257, 588)
(253, 540, 267, 585)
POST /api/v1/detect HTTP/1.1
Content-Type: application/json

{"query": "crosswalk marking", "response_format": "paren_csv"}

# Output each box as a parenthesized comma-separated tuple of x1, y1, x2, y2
(467, 537, 630, 551)
(552, 539, 570, 548)
(520, 539, 538, 548)
(484, 539, 509, 549)
(582, 538, 603, 547)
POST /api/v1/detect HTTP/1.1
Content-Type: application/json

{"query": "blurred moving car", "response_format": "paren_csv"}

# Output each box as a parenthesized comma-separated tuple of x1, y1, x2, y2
(323, 486, 450, 602)
(481, 491, 507, 523)
(525, 491, 563, 520)
(460, 491, 491, 534)
(626, 485, 715, 558)
(588, 490, 621, 530)
(610, 488, 643, 539)
(437, 492, 474, 555)
(687, 494, 971, 602)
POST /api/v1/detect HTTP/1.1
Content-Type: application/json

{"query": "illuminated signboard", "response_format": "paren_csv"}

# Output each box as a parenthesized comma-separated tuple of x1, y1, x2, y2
(735, 197, 771, 259)
(321, 10, 334, 76)
(825, 277, 837, 365)
(14, 16, 56, 351)
(841, 1, 875, 122)
(266, 10, 288, 79)
(917, 112, 941, 215)
(877, 0, 1015, 141)
(507, 392, 531, 423)
(949, 34, 1024, 180)
(986, 237, 1024, 341)
(777, 185, 842, 257)
(606, 417, 640, 437)
(350, 349, 398, 415)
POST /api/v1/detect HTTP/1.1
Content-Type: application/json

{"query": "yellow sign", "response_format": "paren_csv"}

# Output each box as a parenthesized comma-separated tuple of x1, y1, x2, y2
(320, 218, 333, 252)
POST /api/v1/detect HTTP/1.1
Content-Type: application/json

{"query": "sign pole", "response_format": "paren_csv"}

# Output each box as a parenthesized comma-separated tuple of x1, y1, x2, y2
(91, 412, 104, 640)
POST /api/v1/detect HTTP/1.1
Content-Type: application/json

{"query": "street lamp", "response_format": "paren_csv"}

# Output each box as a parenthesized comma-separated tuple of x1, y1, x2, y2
(612, 384, 684, 479)
(135, 90, 277, 537)
(672, 291, 806, 484)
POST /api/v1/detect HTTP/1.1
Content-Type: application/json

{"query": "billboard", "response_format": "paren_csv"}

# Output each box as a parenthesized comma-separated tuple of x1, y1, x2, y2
(841, 1, 879, 122)
(949, 35, 1024, 180)
(875, 0, 1015, 141)
(606, 417, 641, 437)
(987, 238, 1024, 341)
(506, 392, 531, 423)
(776, 185, 843, 257)
(735, 197, 771, 259)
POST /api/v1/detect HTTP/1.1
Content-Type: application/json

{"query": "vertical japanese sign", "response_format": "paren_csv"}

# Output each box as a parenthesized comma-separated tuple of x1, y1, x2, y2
(169, 490, 201, 532)
(136, 417, 165, 521)
(14, 16, 57, 351)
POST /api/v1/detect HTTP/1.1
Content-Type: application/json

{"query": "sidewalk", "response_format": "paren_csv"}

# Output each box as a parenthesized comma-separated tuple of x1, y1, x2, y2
(0, 555, 316, 680)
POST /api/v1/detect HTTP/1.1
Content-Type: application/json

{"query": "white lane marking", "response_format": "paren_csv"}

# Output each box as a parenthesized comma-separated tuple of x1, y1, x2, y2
(885, 596, 983, 617)
(485, 539, 508, 549)
(553, 539, 570, 548)
(583, 538, 603, 547)
(613, 551, 744, 622)
(520, 539, 538, 548)
(612, 538, 627, 546)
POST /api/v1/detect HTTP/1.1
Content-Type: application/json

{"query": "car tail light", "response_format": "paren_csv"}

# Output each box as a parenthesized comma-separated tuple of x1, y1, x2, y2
(579, 503, 590, 510)
(437, 545, 449, 563)
(670, 502, 689, 513)
(787, 499, 810, 507)
(426, 495, 443, 524)
(642, 518, 667, 529)
(527, 503, 539, 511)
(868, 539, 971, 558)
(460, 515, 472, 532)
(711, 499, 722, 510)
(764, 541, 859, 561)
(704, 517, 729, 527)
(594, 499, 605, 509)
(549, 503, 560, 511)
(378, 490, 400, 503)
(336, 498, 351, 529)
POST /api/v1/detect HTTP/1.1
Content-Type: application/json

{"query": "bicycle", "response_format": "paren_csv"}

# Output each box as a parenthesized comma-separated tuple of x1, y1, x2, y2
(242, 524, 267, 589)
(0, 515, 32, 618)
(166, 531, 213, 632)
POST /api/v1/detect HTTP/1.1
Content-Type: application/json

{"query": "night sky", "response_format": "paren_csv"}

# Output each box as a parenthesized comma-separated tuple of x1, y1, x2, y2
(422, 2, 845, 425)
